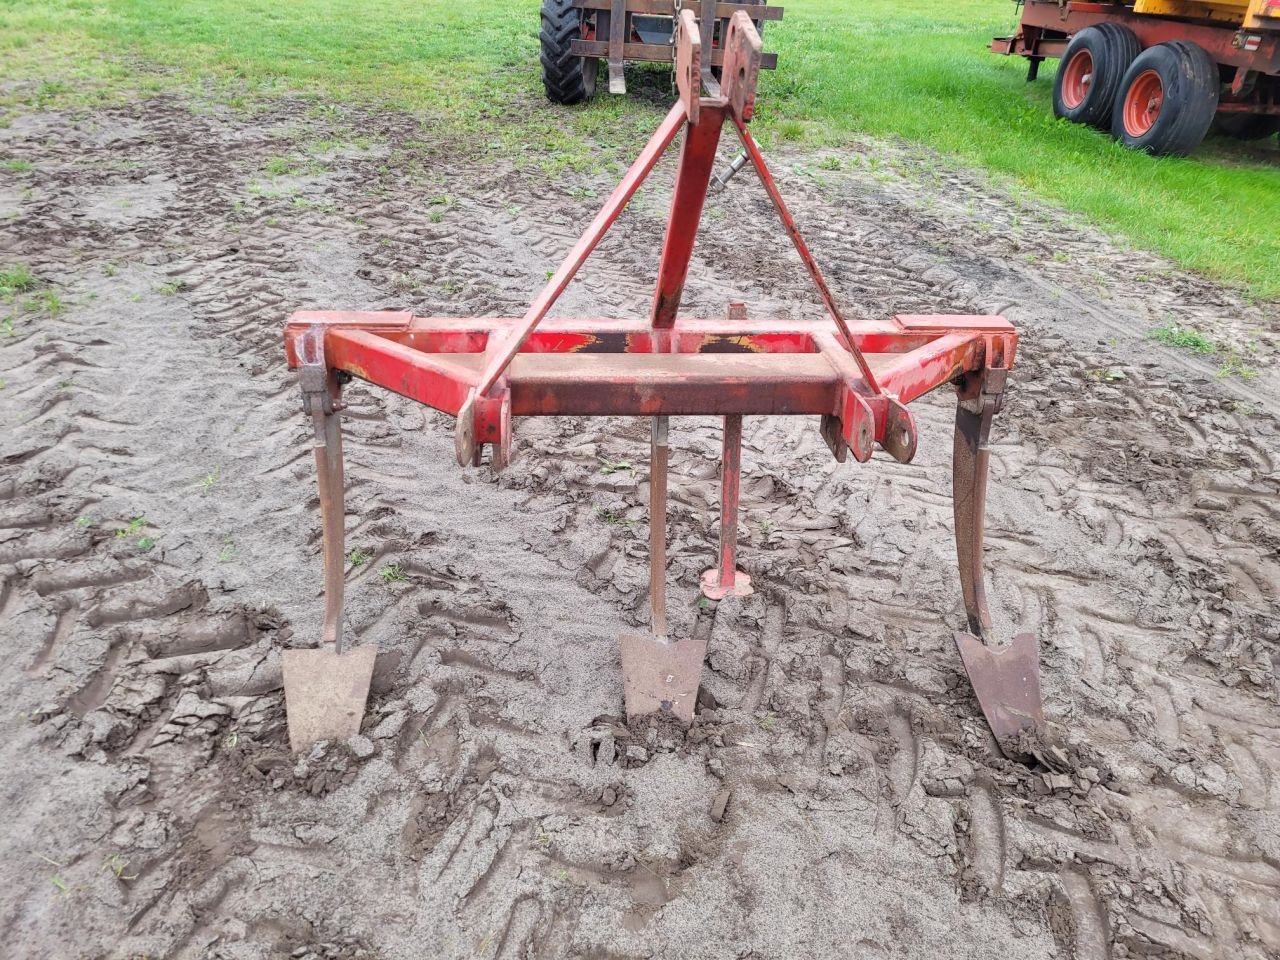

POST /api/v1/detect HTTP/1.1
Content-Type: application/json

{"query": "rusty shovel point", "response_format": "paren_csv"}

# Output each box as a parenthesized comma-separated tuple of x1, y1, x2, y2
(619, 632, 709, 725)
(281, 646, 378, 753)
(953, 630, 1044, 751)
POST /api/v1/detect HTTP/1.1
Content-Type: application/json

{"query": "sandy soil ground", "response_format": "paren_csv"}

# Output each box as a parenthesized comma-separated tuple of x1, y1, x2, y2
(2, 89, 1278, 960)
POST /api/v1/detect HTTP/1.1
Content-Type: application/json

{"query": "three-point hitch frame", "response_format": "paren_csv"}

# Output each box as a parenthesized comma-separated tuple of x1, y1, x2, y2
(283, 12, 1046, 752)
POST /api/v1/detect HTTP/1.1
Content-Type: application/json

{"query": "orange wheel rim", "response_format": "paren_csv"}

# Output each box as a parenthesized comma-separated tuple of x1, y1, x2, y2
(1123, 69, 1164, 137)
(1061, 49, 1094, 110)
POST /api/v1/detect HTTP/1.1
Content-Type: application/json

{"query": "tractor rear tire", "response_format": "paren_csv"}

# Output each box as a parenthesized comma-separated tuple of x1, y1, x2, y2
(1112, 42, 1219, 156)
(1053, 24, 1140, 129)
(1214, 113, 1280, 140)
(541, 0, 598, 105)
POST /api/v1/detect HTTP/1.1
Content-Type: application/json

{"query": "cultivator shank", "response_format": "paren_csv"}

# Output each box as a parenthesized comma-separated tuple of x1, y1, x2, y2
(281, 13, 1045, 751)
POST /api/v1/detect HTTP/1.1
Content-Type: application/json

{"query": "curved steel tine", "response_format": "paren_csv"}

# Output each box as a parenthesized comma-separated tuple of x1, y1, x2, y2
(951, 369, 1044, 744)
(952, 383, 995, 638)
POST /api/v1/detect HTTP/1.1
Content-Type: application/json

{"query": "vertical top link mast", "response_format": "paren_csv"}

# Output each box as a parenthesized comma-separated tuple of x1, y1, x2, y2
(475, 10, 880, 400)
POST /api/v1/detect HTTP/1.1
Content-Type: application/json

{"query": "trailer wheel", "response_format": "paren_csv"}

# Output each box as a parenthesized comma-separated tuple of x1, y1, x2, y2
(1053, 24, 1140, 128)
(540, 0, 598, 105)
(1214, 113, 1280, 140)
(1112, 42, 1219, 156)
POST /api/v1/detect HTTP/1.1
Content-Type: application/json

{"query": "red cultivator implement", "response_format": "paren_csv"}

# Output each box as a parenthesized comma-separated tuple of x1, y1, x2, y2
(281, 12, 1045, 753)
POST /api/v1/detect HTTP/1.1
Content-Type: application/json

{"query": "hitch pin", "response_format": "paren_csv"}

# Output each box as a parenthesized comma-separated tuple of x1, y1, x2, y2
(711, 149, 749, 193)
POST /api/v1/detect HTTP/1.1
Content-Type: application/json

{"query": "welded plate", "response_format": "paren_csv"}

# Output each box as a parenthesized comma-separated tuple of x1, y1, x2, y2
(954, 631, 1044, 743)
(619, 633, 708, 723)
(282, 646, 378, 753)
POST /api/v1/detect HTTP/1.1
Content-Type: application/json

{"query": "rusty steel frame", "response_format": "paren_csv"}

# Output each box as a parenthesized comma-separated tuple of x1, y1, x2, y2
(569, 0, 783, 85)
(284, 13, 1042, 745)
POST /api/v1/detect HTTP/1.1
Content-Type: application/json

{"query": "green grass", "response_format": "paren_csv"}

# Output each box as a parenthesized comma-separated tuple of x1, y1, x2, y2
(763, 1, 1280, 297)
(1148, 323, 1216, 353)
(380, 563, 407, 583)
(1, 0, 1276, 296)
(0, 264, 37, 296)
(1147, 322, 1259, 379)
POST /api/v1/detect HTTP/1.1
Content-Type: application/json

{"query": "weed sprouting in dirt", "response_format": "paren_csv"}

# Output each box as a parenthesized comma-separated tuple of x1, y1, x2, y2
(36, 853, 78, 897)
(1086, 367, 1127, 382)
(1217, 353, 1258, 381)
(217, 539, 236, 563)
(115, 516, 155, 552)
(380, 563, 407, 583)
(0, 264, 36, 296)
(103, 853, 137, 881)
(595, 507, 632, 527)
(347, 547, 371, 567)
(2, 158, 34, 172)
(199, 466, 220, 492)
(597, 457, 633, 476)
(1149, 324, 1215, 354)
(116, 517, 146, 538)
(1146, 325, 1259, 380)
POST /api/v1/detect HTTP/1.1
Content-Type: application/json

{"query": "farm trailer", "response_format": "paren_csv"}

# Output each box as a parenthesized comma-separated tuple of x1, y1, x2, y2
(994, 0, 1280, 154)
(540, 0, 781, 103)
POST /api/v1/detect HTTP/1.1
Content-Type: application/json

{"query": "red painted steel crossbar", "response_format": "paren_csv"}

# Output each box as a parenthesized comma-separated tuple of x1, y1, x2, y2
(285, 311, 1016, 424)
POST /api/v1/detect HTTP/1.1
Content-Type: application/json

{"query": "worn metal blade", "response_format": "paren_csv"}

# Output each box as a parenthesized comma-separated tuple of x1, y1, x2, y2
(954, 631, 1044, 742)
(619, 633, 707, 723)
(282, 646, 378, 753)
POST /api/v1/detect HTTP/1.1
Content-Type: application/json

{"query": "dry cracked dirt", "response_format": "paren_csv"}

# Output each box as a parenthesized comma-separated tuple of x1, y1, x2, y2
(1, 87, 1279, 960)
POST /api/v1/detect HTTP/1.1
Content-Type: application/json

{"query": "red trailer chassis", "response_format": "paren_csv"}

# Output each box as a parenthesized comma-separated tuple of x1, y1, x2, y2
(282, 13, 1044, 751)
(996, 0, 1280, 115)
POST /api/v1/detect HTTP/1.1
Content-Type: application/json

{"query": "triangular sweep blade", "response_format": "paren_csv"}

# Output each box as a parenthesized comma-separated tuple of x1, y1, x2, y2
(954, 631, 1044, 742)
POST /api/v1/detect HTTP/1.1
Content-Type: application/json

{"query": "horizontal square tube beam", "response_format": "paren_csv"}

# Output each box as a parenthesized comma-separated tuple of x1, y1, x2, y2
(286, 311, 1016, 365)
(569, 39, 779, 69)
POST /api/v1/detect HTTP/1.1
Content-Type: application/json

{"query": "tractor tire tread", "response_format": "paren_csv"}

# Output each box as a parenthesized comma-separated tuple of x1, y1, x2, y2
(1112, 41, 1219, 157)
(541, 0, 593, 105)
(1053, 23, 1141, 129)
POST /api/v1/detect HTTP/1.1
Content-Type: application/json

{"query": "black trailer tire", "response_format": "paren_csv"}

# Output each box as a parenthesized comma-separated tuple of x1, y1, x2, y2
(540, 0, 598, 105)
(1214, 113, 1280, 140)
(1112, 42, 1220, 156)
(1053, 24, 1141, 128)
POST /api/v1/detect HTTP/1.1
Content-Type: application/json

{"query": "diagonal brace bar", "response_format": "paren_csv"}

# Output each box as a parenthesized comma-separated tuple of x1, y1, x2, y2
(730, 113, 880, 395)
(477, 101, 688, 396)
